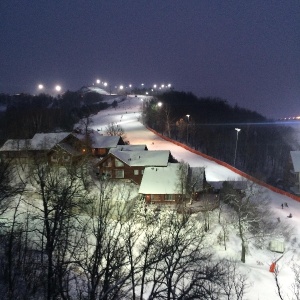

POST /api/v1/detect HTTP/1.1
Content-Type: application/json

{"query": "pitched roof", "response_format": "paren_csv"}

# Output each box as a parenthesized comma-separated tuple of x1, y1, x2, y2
(31, 132, 70, 150)
(73, 131, 122, 148)
(113, 144, 148, 151)
(139, 163, 183, 194)
(55, 142, 82, 156)
(0, 139, 31, 151)
(110, 150, 170, 167)
(291, 151, 300, 172)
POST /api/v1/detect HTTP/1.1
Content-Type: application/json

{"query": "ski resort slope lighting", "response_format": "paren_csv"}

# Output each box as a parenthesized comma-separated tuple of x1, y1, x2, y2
(38, 84, 44, 90)
(234, 128, 241, 167)
(103, 82, 108, 87)
(96, 79, 101, 84)
(55, 85, 62, 92)
(153, 84, 157, 88)
(119, 85, 124, 90)
(168, 83, 171, 88)
(157, 102, 162, 107)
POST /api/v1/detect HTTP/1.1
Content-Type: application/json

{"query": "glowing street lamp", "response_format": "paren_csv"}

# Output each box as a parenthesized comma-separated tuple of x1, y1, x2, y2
(157, 102, 162, 107)
(103, 82, 108, 87)
(119, 85, 124, 90)
(55, 85, 62, 92)
(38, 84, 44, 90)
(153, 84, 157, 89)
(96, 79, 101, 84)
(234, 128, 241, 167)
(168, 83, 171, 88)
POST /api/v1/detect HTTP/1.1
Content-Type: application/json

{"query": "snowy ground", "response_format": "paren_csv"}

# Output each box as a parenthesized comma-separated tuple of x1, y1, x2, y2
(90, 95, 300, 300)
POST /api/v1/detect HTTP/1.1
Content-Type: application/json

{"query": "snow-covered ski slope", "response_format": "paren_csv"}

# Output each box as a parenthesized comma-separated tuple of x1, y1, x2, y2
(91, 95, 300, 300)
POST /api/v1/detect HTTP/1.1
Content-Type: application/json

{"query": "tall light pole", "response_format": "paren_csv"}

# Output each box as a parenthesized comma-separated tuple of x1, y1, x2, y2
(234, 128, 241, 167)
(186, 114, 190, 144)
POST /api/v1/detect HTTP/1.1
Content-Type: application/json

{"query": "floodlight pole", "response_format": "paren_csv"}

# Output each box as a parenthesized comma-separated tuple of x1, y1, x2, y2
(186, 115, 190, 144)
(234, 128, 241, 167)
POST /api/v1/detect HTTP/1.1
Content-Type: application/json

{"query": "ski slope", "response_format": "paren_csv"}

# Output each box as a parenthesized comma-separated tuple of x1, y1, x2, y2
(90, 95, 300, 300)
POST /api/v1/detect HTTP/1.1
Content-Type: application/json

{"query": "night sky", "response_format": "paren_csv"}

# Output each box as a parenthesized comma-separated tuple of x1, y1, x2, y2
(1, 1, 299, 119)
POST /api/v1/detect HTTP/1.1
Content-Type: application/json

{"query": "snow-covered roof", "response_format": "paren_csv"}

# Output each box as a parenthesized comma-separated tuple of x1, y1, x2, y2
(54, 142, 82, 156)
(290, 151, 300, 172)
(0, 139, 31, 151)
(139, 163, 184, 194)
(30, 132, 70, 150)
(114, 144, 148, 151)
(110, 150, 170, 167)
(73, 131, 122, 148)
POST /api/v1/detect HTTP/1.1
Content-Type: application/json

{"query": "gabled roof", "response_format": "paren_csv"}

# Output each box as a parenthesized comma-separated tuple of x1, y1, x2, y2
(73, 131, 122, 148)
(110, 150, 170, 167)
(290, 151, 300, 172)
(0, 139, 31, 151)
(113, 144, 148, 151)
(52, 142, 82, 156)
(31, 132, 70, 150)
(139, 163, 183, 194)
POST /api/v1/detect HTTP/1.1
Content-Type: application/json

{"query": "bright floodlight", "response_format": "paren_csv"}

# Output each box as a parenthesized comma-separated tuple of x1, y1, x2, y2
(158, 102, 162, 107)
(119, 85, 124, 90)
(129, 84, 132, 88)
(235, 128, 241, 132)
(153, 84, 157, 88)
(96, 79, 100, 84)
(168, 83, 171, 88)
(141, 83, 144, 86)
(161, 84, 165, 88)
(55, 85, 62, 92)
(146, 92, 148, 95)
(38, 84, 44, 90)
(103, 82, 108, 87)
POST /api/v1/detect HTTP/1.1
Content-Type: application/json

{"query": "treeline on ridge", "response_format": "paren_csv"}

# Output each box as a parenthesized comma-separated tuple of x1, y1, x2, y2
(144, 91, 298, 190)
(0, 90, 108, 144)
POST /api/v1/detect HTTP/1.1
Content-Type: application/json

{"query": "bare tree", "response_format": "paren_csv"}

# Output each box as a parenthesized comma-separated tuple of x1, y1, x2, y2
(28, 163, 90, 300)
(222, 181, 278, 263)
(105, 122, 125, 138)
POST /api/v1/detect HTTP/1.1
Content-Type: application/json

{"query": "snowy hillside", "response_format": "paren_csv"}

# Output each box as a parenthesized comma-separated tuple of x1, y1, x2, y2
(90, 95, 300, 300)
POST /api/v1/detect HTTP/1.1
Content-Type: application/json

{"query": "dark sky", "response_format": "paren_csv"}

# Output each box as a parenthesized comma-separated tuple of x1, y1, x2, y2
(1, 1, 299, 119)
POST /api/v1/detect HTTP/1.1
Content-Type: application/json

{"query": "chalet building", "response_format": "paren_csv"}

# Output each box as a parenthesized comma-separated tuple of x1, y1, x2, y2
(73, 130, 125, 157)
(0, 130, 126, 165)
(96, 150, 173, 184)
(0, 132, 71, 163)
(139, 164, 206, 205)
(290, 151, 300, 194)
(47, 133, 88, 165)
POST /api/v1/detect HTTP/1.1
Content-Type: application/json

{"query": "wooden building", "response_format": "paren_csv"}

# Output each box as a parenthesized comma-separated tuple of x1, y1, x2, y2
(96, 150, 172, 184)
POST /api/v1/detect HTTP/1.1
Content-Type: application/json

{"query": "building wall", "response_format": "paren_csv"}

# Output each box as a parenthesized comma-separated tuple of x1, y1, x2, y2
(98, 156, 144, 184)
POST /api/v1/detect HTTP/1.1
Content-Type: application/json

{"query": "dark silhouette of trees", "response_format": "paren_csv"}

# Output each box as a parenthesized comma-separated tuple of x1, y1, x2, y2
(144, 91, 297, 189)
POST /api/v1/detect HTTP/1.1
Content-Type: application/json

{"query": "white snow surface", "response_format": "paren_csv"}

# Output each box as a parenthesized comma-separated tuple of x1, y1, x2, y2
(139, 163, 182, 194)
(89, 95, 300, 300)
